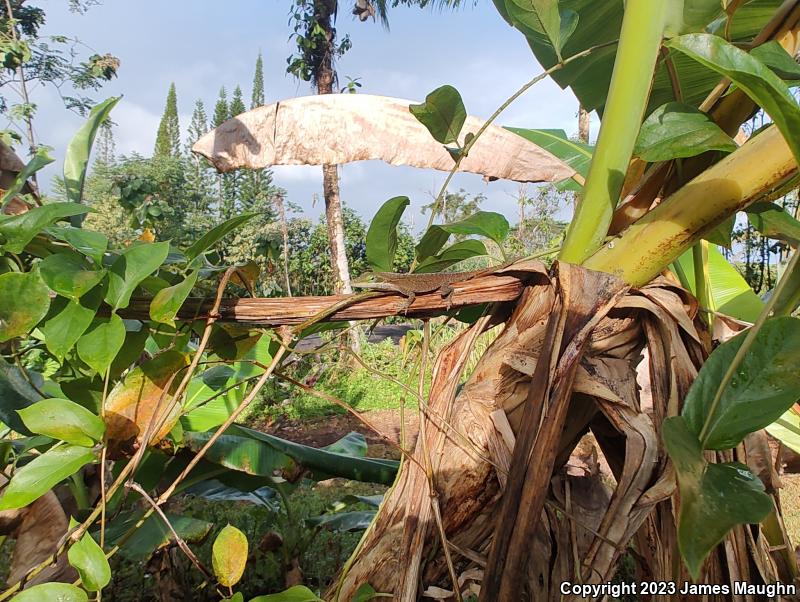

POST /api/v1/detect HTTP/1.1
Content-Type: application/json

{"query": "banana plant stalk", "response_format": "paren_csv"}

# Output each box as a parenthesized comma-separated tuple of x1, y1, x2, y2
(693, 240, 714, 328)
(559, 0, 668, 264)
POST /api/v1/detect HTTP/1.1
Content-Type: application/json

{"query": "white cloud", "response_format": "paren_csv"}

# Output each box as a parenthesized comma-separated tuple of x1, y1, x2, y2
(113, 102, 161, 156)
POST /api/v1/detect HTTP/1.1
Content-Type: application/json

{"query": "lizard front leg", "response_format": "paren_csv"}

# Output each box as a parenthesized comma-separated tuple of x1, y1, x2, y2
(439, 284, 455, 310)
(398, 291, 416, 314)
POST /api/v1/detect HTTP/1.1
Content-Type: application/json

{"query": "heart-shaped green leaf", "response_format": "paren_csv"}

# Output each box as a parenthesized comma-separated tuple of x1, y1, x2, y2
(77, 315, 126, 375)
(41, 283, 105, 361)
(366, 196, 410, 272)
(67, 521, 111, 592)
(414, 239, 488, 274)
(0, 270, 50, 342)
(682, 317, 800, 449)
(105, 241, 170, 309)
(9, 583, 88, 602)
(437, 211, 510, 247)
(666, 34, 800, 163)
(409, 85, 466, 145)
(663, 417, 772, 579)
(18, 398, 104, 446)
(149, 270, 198, 326)
(634, 102, 736, 162)
(48, 226, 108, 265)
(39, 251, 106, 299)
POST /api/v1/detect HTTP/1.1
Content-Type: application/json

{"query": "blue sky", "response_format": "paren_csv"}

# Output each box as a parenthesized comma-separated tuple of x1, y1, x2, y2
(31, 0, 595, 227)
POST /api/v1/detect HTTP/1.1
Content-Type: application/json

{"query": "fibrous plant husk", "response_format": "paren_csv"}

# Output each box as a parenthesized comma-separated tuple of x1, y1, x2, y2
(0, 475, 76, 588)
(191, 94, 577, 184)
(332, 262, 791, 601)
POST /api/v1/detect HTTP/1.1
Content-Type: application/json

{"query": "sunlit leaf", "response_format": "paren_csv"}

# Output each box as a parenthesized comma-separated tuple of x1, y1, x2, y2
(212, 524, 248, 587)
(682, 317, 800, 449)
(437, 211, 510, 247)
(0, 202, 89, 254)
(0, 444, 96, 510)
(674, 246, 763, 322)
(634, 102, 736, 162)
(751, 41, 800, 81)
(766, 408, 800, 455)
(666, 34, 800, 163)
(76, 314, 126, 375)
(663, 0, 723, 37)
(39, 250, 106, 299)
(41, 285, 104, 360)
(0, 270, 50, 342)
(185, 213, 257, 261)
(249, 586, 323, 602)
(663, 416, 772, 579)
(746, 202, 800, 245)
(414, 239, 488, 274)
(104, 350, 190, 447)
(409, 85, 466, 145)
(64, 97, 121, 204)
(366, 196, 410, 272)
(48, 226, 108, 265)
(9, 583, 88, 602)
(507, 127, 592, 191)
(149, 271, 198, 326)
(18, 398, 104, 446)
(67, 522, 111, 592)
(105, 241, 170, 309)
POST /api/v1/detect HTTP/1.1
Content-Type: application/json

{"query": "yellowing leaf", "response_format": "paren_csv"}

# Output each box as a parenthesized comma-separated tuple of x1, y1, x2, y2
(104, 350, 190, 451)
(212, 524, 248, 587)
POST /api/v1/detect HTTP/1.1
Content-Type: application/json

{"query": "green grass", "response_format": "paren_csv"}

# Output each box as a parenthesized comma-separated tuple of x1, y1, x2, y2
(250, 338, 421, 422)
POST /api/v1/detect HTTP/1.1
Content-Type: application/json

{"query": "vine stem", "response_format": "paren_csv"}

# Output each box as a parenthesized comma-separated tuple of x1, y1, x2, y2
(698, 248, 800, 445)
(409, 39, 619, 272)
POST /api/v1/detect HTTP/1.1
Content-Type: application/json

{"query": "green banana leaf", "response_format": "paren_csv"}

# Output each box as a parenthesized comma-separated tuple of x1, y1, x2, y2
(498, 0, 785, 115)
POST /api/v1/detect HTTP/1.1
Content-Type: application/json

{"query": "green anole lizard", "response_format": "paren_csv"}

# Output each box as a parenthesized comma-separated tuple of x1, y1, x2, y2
(352, 266, 505, 310)
(290, 265, 505, 337)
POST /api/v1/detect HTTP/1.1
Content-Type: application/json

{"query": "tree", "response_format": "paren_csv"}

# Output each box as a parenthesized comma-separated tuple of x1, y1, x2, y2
(94, 120, 116, 167)
(0, 0, 118, 161)
(185, 99, 213, 203)
(251, 51, 265, 107)
(154, 82, 180, 158)
(212, 87, 229, 218)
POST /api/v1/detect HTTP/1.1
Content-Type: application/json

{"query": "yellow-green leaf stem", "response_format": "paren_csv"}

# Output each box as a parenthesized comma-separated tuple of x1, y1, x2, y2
(559, 0, 668, 264)
(693, 241, 714, 327)
(585, 125, 798, 286)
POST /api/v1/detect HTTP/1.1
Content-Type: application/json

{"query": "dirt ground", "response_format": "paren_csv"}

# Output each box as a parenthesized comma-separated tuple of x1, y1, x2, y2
(261, 409, 420, 460)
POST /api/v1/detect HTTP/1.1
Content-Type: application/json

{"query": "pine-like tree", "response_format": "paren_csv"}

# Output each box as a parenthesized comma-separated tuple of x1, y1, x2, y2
(229, 85, 246, 118)
(185, 99, 213, 210)
(212, 87, 229, 218)
(185, 99, 208, 155)
(212, 86, 229, 128)
(95, 120, 116, 166)
(221, 86, 247, 219)
(154, 83, 180, 157)
(251, 51, 265, 109)
(240, 54, 277, 221)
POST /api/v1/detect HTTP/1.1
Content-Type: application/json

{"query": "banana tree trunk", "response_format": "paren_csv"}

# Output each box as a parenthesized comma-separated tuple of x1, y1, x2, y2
(332, 124, 799, 601)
